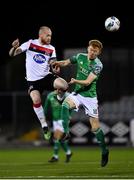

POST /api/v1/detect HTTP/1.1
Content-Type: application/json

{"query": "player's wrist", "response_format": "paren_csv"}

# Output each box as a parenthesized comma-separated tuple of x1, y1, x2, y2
(12, 46, 17, 50)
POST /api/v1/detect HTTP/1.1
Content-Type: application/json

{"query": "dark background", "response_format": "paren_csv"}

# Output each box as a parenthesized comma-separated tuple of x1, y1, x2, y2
(0, 3, 134, 98)
(0, 3, 133, 64)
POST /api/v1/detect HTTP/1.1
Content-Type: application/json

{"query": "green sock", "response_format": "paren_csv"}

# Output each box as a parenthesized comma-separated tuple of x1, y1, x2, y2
(93, 128, 108, 154)
(61, 141, 70, 153)
(53, 140, 60, 157)
(61, 101, 70, 133)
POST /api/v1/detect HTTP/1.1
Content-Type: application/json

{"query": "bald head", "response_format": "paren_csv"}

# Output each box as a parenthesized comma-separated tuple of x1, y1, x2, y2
(53, 77, 68, 91)
(38, 26, 52, 45)
(39, 26, 51, 35)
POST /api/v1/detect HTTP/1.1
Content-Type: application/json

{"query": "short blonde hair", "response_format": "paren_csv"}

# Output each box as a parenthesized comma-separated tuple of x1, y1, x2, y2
(89, 39, 103, 52)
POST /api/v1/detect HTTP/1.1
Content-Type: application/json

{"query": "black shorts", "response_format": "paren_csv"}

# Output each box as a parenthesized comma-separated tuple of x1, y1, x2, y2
(27, 73, 58, 94)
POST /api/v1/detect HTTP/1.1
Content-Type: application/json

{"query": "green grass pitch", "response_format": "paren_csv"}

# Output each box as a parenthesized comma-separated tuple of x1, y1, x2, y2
(0, 146, 134, 179)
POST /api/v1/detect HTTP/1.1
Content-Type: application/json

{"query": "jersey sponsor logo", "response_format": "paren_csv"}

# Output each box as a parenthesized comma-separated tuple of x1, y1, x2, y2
(33, 54, 46, 64)
(80, 66, 89, 76)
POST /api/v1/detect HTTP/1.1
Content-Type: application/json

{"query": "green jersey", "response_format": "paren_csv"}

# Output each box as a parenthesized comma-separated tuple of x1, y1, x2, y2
(70, 53, 103, 97)
(44, 91, 70, 121)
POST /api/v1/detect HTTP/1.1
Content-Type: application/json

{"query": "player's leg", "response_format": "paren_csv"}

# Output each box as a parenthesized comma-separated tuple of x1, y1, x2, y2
(30, 90, 51, 140)
(61, 97, 76, 134)
(49, 120, 64, 162)
(48, 137, 60, 162)
(61, 140, 72, 163)
(54, 120, 72, 162)
(48, 121, 64, 162)
(41, 74, 68, 140)
(59, 94, 80, 141)
(32, 75, 67, 140)
(43, 74, 68, 92)
(89, 117, 109, 167)
(81, 96, 109, 167)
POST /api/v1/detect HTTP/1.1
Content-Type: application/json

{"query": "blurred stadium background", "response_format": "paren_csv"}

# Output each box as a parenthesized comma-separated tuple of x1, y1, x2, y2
(1, 47, 134, 148)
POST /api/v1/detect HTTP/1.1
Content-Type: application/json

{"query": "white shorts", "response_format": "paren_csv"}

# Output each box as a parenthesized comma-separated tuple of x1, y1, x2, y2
(67, 92, 98, 118)
(53, 120, 64, 132)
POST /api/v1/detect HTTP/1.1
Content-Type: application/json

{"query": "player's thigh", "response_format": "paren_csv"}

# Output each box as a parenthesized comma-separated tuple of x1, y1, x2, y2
(89, 117, 100, 131)
(30, 90, 41, 103)
(53, 120, 64, 139)
(27, 80, 42, 103)
(42, 74, 57, 91)
(54, 129, 63, 140)
(64, 96, 76, 109)
(81, 96, 98, 118)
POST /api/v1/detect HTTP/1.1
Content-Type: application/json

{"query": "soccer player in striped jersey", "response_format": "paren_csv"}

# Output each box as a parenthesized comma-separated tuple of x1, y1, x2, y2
(9, 26, 65, 140)
(43, 87, 72, 163)
(52, 40, 109, 167)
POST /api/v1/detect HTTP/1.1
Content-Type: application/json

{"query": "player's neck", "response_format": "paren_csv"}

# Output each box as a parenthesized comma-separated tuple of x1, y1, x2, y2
(89, 58, 95, 61)
(88, 54, 96, 61)
(88, 56, 95, 61)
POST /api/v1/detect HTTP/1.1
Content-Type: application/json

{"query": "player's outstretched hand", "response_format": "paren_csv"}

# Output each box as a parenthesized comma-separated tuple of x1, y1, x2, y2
(51, 64, 60, 74)
(12, 38, 20, 49)
(68, 78, 76, 84)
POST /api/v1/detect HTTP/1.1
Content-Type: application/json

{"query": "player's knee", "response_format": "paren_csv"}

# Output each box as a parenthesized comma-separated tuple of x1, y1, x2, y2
(91, 128, 99, 133)
(53, 77, 68, 90)
(54, 130, 63, 140)
(53, 133, 58, 140)
(30, 91, 41, 104)
(91, 124, 101, 133)
(32, 98, 41, 105)
(90, 117, 100, 132)
(62, 101, 70, 110)
(63, 97, 76, 110)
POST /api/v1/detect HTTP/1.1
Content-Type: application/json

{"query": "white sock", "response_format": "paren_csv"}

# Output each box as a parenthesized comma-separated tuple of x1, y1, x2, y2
(53, 155, 58, 159)
(66, 150, 71, 155)
(33, 103, 47, 128)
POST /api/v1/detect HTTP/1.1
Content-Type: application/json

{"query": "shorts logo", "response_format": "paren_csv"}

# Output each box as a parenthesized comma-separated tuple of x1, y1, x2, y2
(33, 54, 46, 64)
(28, 85, 34, 94)
(29, 85, 33, 90)
(93, 109, 98, 114)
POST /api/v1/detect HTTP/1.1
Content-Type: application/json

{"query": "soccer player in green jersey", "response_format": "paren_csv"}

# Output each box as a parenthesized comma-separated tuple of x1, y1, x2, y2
(52, 39, 109, 167)
(44, 88, 73, 163)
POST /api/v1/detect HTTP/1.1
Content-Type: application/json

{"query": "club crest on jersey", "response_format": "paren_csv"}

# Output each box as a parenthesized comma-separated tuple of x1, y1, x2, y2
(33, 54, 46, 64)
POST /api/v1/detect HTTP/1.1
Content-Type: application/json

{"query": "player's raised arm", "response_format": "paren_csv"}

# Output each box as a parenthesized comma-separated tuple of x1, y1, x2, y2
(69, 72, 97, 86)
(52, 59, 71, 67)
(9, 38, 22, 57)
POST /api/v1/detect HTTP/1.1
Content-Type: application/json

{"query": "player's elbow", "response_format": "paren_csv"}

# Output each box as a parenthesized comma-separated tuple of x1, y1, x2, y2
(84, 80, 91, 86)
(9, 52, 14, 57)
